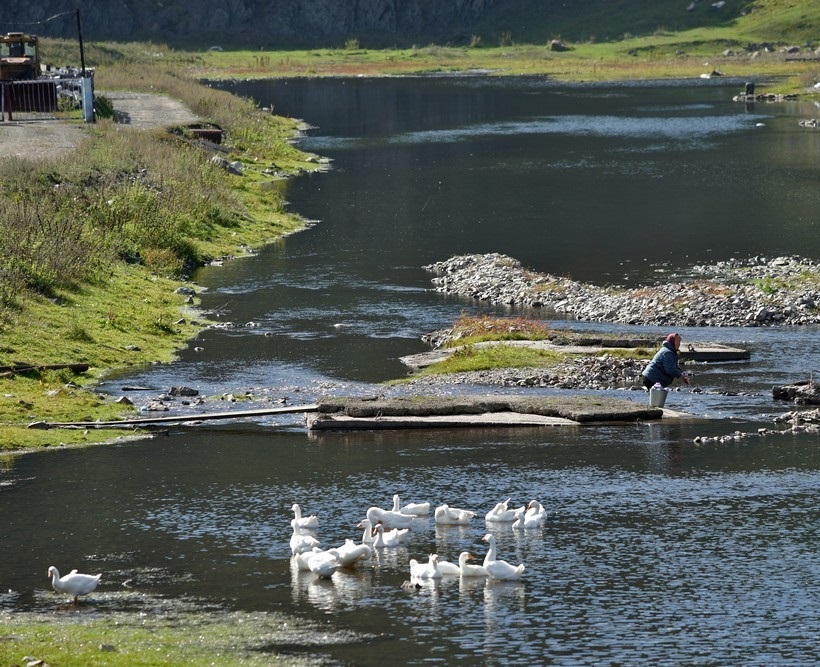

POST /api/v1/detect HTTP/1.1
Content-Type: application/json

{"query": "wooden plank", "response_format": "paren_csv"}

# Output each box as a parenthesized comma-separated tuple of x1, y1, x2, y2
(38, 404, 319, 429)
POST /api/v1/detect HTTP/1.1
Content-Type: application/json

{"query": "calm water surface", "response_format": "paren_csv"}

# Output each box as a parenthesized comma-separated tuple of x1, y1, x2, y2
(3, 78, 820, 665)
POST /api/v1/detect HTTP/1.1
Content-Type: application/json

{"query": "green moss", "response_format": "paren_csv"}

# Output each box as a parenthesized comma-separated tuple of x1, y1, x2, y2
(0, 608, 340, 666)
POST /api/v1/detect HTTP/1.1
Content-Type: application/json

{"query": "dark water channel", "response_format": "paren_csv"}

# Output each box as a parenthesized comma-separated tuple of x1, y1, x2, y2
(3, 77, 820, 665)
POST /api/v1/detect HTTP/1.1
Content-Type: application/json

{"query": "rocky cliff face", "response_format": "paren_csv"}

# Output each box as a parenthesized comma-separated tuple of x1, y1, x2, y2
(1, 0, 497, 48)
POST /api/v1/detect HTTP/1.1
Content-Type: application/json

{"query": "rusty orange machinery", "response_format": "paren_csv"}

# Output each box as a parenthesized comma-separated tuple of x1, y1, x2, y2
(0, 32, 41, 81)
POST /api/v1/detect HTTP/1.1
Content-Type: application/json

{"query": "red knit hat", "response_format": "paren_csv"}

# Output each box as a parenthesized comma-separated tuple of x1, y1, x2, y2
(665, 333, 680, 345)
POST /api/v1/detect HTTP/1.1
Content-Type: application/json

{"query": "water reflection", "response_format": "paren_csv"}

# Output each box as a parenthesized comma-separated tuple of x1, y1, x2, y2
(6, 77, 820, 664)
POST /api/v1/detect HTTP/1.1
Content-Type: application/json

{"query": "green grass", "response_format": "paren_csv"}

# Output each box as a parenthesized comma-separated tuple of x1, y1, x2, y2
(182, 0, 818, 93)
(443, 314, 554, 348)
(0, 609, 321, 666)
(0, 60, 319, 451)
(415, 344, 570, 376)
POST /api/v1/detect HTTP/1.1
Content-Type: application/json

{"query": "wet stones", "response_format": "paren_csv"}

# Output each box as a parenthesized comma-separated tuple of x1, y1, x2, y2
(424, 253, 820, 327)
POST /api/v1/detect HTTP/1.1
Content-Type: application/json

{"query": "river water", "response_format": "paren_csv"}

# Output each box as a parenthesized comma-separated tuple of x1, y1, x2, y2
(2, 77, 820, 665)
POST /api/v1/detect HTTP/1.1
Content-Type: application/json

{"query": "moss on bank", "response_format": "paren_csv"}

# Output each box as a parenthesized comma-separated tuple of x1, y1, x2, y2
(0, 606, 356, 666)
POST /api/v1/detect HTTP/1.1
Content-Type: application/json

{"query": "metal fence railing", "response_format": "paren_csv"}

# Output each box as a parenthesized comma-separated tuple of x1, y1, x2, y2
(0, 77, 87, 122)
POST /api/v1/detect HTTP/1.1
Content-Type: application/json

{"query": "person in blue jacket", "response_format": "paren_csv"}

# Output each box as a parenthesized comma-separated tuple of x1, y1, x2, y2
(641, 333, 690, 389)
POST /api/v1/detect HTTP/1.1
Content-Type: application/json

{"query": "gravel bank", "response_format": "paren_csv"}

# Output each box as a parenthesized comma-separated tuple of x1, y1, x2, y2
(425, 253, 820, 327)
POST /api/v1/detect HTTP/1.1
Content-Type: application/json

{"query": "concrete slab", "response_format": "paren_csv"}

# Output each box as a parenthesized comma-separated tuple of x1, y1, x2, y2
(305, 412, 579, 430)
(400, 339, 749, 369)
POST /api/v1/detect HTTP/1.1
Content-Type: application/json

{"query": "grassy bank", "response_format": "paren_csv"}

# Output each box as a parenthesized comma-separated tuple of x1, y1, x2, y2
(0, 52, 321, 452)
(183, 0, 819, 91)
(3, 7, 817, 451)
(0, 604, 341, 666)
(190, 29, 818, 96)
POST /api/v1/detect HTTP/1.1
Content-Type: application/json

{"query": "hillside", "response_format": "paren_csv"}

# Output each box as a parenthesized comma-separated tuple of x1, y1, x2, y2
(0, 0, 816, 49)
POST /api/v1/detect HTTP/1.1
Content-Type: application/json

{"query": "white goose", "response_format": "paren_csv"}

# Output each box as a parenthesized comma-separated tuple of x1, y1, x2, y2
(332, 539, 373, 567)
(485, 498, 525, 523)
(409, 553, 442, 580)
(290, 524, 321, 556)
(525, 499, 548, 526)
(482, 534, 525, 581)
(512, 507, 541, 530)
(391, 493, 431, 516)
(434, 503, 476, 525)
(290, 503, 319, 531)
(457, 551, 489, 577)
(356, 519, 377, 544)
(47, 566, 101, 603)
(293, 546, 323, 571)
(366, 506, 416, 530)
(371, 522, 409, 548)
(436, 556, 462, 576)
(307, 549, 342, 579)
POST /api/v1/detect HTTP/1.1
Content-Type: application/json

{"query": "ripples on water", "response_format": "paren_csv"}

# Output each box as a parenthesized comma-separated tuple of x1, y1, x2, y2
(3, 79, 820, 664)
(65, 427, 813, 665)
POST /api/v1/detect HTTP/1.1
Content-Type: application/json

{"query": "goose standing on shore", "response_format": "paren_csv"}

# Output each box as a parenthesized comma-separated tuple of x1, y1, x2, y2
(47, 566, 101, 603)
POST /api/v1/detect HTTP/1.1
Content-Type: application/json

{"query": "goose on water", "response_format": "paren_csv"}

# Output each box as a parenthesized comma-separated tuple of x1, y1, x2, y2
(457, 551, 489, 577)
(512, 507, 543, 530)
(525, 499, 547, 526)
(435, 557, 462, 576)
(47, 566, 101, 603)
(293, 546, 323, 571)
(356, 518, 377, 544)
(307, 549, 342, 579)
(290, 524, 321, 556)
(371, 522, 410, 548)
(481, 534, 525, 581)
(391, 493, 431, 516)
(485, 498, 525, 523)
(366, 506, 416, 530)
(290, 503, 319, 531)
(434, 503, 476, 525)
(332, 538, 373, 567)
(409, 553, 442, 580)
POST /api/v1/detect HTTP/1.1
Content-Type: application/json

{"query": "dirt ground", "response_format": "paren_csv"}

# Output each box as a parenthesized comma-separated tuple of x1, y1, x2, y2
(0, 92, 198, 161)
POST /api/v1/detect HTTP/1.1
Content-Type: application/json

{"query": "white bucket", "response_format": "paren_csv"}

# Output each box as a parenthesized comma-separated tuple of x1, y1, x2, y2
(649, 387, 668, 408)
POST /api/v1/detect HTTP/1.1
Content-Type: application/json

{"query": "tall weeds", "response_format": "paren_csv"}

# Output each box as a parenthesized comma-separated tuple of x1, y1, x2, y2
(0, 52, 300, 322)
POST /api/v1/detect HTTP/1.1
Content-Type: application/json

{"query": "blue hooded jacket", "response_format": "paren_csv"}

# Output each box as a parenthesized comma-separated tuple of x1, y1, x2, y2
(642, 341, 685, 387)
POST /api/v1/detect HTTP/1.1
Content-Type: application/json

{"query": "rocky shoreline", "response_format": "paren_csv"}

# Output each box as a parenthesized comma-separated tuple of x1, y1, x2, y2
(424, 253, 820, 327)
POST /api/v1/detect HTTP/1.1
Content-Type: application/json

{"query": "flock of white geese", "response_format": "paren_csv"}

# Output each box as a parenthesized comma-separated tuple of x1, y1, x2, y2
(290, 495, 548, 583)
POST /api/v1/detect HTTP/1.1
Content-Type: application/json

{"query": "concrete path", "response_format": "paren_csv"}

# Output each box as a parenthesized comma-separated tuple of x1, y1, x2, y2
(0, 92, 197, 161)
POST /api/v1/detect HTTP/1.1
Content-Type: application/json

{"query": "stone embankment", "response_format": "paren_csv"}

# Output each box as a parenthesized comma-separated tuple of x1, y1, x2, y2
(425, 253, 820, 327)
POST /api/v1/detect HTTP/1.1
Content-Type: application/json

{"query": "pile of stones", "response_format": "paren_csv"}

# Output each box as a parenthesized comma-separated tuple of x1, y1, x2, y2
(407, 355, 648, 391)
(694, 407, 820, 444)
(425, 253, 820, 327)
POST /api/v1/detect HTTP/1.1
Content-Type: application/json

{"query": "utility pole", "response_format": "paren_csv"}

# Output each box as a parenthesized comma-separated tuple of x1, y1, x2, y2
(76, 8, 86, 77)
